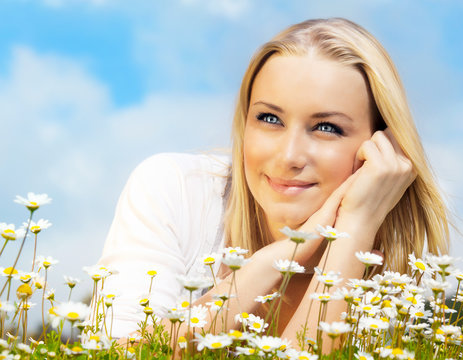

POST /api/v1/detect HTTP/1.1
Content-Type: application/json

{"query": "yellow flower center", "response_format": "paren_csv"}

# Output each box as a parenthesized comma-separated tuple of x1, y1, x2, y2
(211, 342, 222, 348)
(90, 335, 100, 341)
(191, 317, 199, 324)
(106, 294, 115, 299)
(299, 356, 309, 360)
(214, 300, 223, 307)
(328, 231, 336, 237)
(49, 307, 58, 316)
(392, 348, 404, 355)
(181, 301, 189, 308)
(67, 312, 80, 320)
(43, 261, 51, 267)
(370, 324, 378, 329)
(71, 346, 83, 352)
(16, 284, 33, 298)
(147, 270, 157, 276)
(415, 312, 424, 317)
(359, 356, 367, 360)
(252, 322, 261, 329)
(249, 349, 255, 354)
(229, 330, 242, 338)
(230, 249, 236, 253)
(415, 261, 426, 271)
(241, 312, 249, 318)
(178, 336, 186, 343)
(363, 306, 372, 311)
(371, 296, 381, 303)
(3, 267, 18, 275)
(203, 257, 215, 264)
(30, 226, 41, 233)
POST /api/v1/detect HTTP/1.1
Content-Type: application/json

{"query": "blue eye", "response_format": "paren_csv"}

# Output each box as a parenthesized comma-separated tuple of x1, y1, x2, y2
(315, 122, 343, 135)
(257, 112, 281, 125)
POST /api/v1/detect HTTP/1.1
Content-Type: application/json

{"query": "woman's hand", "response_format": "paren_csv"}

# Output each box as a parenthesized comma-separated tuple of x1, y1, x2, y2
(338, 128, 416, 232)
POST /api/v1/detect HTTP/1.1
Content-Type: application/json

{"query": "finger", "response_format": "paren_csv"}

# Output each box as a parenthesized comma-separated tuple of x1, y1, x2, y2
(313, 172, 359, 219)
(370, 130, 397, 160)
(353, 139, 381, 171)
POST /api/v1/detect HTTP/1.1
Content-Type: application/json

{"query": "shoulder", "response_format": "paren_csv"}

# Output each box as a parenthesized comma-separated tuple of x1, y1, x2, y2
(127, 152, 230, 198)
(132, 152, 230, 184)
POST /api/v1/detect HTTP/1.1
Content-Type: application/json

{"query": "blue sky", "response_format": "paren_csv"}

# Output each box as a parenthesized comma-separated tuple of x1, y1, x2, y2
(1, 0, 462, 310)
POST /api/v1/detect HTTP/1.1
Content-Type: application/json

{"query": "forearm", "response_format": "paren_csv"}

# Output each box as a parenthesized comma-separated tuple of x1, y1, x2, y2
(282, 215, 378, 349)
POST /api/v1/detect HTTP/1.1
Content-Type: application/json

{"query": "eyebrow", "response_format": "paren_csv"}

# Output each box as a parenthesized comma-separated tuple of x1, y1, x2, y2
(252, 101, 353, 122)
(252, 101, 285, 114)
(312, 111, 353, 122)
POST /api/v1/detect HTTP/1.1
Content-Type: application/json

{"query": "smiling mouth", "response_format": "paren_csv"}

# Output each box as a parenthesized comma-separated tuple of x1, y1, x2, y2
(266, 176, 316, 195)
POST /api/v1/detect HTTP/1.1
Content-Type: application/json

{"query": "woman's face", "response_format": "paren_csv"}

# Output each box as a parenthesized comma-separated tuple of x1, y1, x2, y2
(243, 54, 375, 239)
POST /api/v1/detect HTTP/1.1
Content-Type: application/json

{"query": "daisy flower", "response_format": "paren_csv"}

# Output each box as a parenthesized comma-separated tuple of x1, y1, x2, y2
(24, 219, 52, 234)
(0, 267, 19, 278)
(285, 349, 319, 360)
(248, 335, 282, 352)
(255, 292, 280, 303)
(359, 317, 389, 332)
(14, 192, 52, 211)
(0, 223, 26, 241)
(408, 253, 433, 275)
(195, 333, 232, 351)
(280, 226, 319, 244)
(35, 255, 58, 269)
(206, 298, 225, 312)
(309, 292, 342, 303)
(200, 253, 221, 266)
(319, 321, 351, 338)
(235, 346, 257, 356)
(55, 301, 91, 323)
(186, 305, 208, 328)
(227, 329, 252, 341)
(18, 271, 37, 283)
(177, 275, 213, 291)
(426, 254, 457, 271)
(246, 314, 268, 333)
(0, 300, 15, 314)
(317, 271, 342, 287)
(165, 308, 185, 323)
(355, 251, 383, 266)
(222, 253, 249, 270)
(355, 352, 374, 360)
(63, 275, 80, 288)
(273, 259, 305, 274)
(82, 265, 112, 281)
(222, 247, 248, 255)
(316, 225, 349, 241)
(16, 343, 32, 354)
(423, 278, 451, 294)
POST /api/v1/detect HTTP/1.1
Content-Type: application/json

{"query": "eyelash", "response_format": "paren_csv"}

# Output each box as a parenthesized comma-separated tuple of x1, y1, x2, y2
(256, 112, 344, 136)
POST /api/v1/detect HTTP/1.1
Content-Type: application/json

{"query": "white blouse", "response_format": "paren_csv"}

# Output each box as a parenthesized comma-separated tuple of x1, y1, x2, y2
(98, 152, 230, 337)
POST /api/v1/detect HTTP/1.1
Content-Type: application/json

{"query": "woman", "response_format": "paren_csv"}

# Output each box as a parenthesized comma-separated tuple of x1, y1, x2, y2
(98, 18, 449, 344)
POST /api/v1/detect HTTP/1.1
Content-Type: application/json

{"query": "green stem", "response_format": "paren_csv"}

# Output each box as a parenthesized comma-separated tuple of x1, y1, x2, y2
(31, 234, 38, 272)
(0, 210, 34, 298)
(0, 239, 8, 257)
(224, 271, 235, 331)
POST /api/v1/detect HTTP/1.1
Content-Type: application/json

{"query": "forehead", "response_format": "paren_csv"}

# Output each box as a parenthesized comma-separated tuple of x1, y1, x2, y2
(250, 54, 373, 124)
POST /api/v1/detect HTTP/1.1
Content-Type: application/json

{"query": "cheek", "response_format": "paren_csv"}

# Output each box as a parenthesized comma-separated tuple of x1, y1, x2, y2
(318, 143, 358, 187)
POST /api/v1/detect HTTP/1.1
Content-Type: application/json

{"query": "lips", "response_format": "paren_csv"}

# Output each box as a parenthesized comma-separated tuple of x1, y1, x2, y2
(266, 175, 316, 195)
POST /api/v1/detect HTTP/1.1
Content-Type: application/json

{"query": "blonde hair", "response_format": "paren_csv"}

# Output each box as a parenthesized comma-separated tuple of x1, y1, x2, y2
(224, 18, 449, 275)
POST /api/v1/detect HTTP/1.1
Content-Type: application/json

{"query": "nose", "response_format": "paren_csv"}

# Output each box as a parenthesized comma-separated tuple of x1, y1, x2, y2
(277, 126, 310, 171)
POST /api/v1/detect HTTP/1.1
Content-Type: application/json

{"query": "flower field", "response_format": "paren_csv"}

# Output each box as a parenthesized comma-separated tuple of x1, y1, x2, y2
(0, 193, 462, 359)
